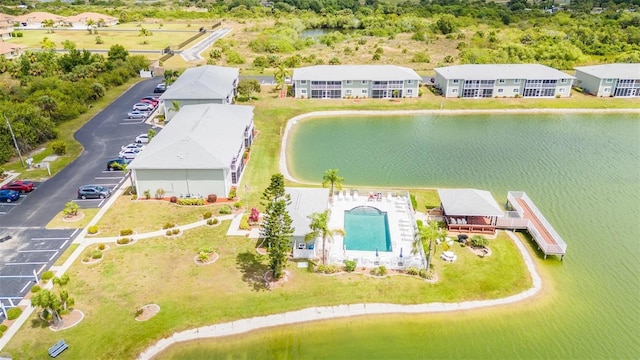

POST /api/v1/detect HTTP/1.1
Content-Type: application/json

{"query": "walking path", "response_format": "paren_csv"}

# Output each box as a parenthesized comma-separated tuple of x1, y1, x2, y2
(180, 28, 232, 61)
(136, 230, 541, 360)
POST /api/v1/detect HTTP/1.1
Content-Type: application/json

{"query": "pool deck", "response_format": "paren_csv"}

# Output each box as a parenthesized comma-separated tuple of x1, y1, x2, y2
(327, 191, 424, 269)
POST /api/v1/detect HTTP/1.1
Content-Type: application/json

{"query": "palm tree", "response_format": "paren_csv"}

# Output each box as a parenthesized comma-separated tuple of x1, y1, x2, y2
(322, 169, 344, 202)
(169, 100, 180, 114)
(305, 210, 344, 264)
(274, 64, 288, 91)
(42, 19, 54, 34)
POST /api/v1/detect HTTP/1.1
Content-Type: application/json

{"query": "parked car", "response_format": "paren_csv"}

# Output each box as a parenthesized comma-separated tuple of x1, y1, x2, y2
(135, 134, 149, 144)
(106, 158, 130, 171)
(141, 96, 160, 103)
(132, 103, 154, 111)
(121, 143, 145, 151)
(119, 148, 141, 160)
(153, 83, 166, 93)
(77, 185, 111, 199)
(1, 180, 35, 193)
(127, 110, 148, 119)
(140, 99, 158, 107)
(0, 189, 20, 203)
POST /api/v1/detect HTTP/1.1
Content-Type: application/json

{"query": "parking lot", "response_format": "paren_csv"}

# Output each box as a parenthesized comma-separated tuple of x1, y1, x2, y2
(0, 181, 42, 217)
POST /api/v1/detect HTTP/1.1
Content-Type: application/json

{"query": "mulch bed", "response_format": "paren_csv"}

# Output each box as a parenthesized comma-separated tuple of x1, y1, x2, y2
(49, 309, 84, 331)
(135, 304, 160, 322)
(468, 246, 492, 257)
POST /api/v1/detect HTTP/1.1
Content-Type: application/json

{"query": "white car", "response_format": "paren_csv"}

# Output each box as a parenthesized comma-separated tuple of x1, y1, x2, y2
(121, 143, 145, 152)
(119, 148, 142, 160)
(135, 134, 149, 144)
(132, 102, 154, 111)
(127, 110, 148, 119)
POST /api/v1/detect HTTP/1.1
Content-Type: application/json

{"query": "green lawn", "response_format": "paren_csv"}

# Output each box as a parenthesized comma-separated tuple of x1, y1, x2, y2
(3, 223, 529, 359)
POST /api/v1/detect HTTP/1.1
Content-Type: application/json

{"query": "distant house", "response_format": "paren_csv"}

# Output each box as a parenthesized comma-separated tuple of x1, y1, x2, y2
(574, 63, 640, 98)
(0, 14, 14, 40)
(127, 104, 254, 199)
(434, 64, 574, 98)
(285, 187, 330, 259)
(0, 42, 26, 59)
(65, 12, 118, 28)
(159, 65, 239, 122)
(292, 65, 422, 99)
(13, 12, 65, 28)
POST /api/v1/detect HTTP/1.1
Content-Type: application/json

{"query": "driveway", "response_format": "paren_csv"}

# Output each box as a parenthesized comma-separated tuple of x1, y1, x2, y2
(0, 77, 162, 319)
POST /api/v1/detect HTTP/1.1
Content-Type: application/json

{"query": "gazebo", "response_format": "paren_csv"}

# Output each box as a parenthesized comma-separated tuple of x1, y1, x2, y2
(437, 188, 504, 235)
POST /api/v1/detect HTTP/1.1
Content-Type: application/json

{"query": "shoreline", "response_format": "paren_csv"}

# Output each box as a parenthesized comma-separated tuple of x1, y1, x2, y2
(279, 108, 640, 184)
(137, 230, 541, 359)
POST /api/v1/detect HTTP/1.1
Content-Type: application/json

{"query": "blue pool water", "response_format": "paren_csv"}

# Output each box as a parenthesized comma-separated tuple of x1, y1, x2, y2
(344, 206, 392, 252)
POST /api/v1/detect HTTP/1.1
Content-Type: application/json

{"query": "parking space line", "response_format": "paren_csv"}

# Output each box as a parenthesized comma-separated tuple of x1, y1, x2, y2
(48, 251, 58, 261)
(0, 203, 18, 206)
(19, 282, 31, 293)
(31, 237, 69, 241)
(71, 229, 79, 237)
(6, 262, 48, 265)
(17, 249, 58, 253)
(38, 264, 47, 273)
(119, 122, 144, 125)
(95, 176, 122, 180)
(60, 239, 69, 248)
(98, 199, 106, 207)
(0, 275, 38, 278)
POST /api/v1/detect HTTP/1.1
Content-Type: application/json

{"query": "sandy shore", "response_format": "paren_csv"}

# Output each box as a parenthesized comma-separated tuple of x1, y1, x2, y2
(279, 108, 640, 183)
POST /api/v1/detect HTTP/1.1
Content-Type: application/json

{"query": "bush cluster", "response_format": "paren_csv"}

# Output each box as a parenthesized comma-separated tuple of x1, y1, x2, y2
(176, 198, 205, 206)
(219, 205, 232, 214)
(6, 307, 22, 320)
(41, 271, 54, 281)
(344, 260, 357, 272)
(317, 264, 342, 274)
(30, 285, 42, 293)
(92, 250, 103, 259)
(203, 211, 212, 219)
(166, 228, 180, 236)
(206, 218, 219, 226)
(239, 215, 250, 230)
(370, 266, 388, 276)
(120, 229, 134, 236)
(87, 225, 99, 234)
(97, 243, 106, 251)
(162, 222, 176, 229)
(117, 238, 131, 245)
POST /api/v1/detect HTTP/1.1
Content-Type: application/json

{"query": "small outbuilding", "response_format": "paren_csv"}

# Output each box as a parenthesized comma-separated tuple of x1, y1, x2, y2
(437, 188, 504, 235)
(285, 187, 330, 260)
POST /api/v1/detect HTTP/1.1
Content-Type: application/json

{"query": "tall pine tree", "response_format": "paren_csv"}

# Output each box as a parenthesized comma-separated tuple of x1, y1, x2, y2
(260, 174, 294, 279)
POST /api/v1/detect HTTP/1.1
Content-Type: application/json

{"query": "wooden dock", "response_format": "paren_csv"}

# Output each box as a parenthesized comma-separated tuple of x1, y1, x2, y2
(497, 191, 567, 260)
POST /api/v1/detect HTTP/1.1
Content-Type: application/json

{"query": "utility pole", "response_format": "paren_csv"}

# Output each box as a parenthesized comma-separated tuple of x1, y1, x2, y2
(4, 113, 25, 168)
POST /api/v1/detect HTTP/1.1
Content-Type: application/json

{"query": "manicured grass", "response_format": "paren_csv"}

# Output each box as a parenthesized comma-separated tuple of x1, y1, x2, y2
(53, 243, 78, 266)
(45, 208, 100, 230)
(3, 225, 528, 359)
(95, 195, 233, 236)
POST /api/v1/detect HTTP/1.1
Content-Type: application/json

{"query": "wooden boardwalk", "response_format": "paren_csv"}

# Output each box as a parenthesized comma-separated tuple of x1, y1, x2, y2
(499, 191, 567, 260)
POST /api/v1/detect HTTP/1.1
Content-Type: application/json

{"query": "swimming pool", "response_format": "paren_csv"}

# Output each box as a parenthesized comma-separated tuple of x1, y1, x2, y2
(343, 206, 392, 252)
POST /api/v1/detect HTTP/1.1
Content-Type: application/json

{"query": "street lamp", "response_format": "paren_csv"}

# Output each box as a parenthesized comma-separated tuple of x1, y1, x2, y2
(4, 113, 25, 168)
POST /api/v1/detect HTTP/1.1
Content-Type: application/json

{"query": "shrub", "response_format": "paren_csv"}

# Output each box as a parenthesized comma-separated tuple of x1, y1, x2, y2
(92, 250, 103, 259)
(416, 220, 424, 228)
(95, 36, 104, 44)
(170, 196, 177, 203)
(239, 215, 250, 230)
(206, 218, 216, 225)
(176, 198, 205, 206)
(410, 194, 418, 210)
(51, 140, 67, 155)
(120, 228, 134, 236)
(166, 230, 173, 236)
(41, 271, 54, 281)
(233, 201, 243, 209)
(344, 260, 357, 272)
(228, 188, 237, 200)
(207, 194, 217, 203)
(87, 225, 99, 234)
(370, 266, 388, 276)
(134, 308, 144, 317)
(405, 267, 420, 276)
(0, 324, 7, 332)
(143, 189, 151, 199)
(203, 211, 212, 219)
(31, 285, 42, 293)
(162, 222, 175, 230)
(197, 252, 210, 262)
(470, 235, 489, 248)
(6, 307, 21, 320)
(117, 238, 131, 245)
(172, 228, 180, 235)
(63, 201, 79, 217)
(155, 188, 165, 199)
(219, 205, 231, 214)
(419, 269, 432, 279)
(97, 243, 106, 250)
(249, 207, 260, 223)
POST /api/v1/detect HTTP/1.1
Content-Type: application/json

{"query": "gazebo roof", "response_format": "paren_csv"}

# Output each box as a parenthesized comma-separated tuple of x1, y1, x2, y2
(437, 188, 504, 217)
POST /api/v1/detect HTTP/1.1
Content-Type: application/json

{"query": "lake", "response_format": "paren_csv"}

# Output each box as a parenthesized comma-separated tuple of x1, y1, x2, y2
(161, 112, 640, 359)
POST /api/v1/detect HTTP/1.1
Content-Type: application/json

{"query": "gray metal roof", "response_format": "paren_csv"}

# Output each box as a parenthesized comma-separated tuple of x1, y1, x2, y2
(292, 65, 422, 81)
(160, 65, 238, 101)
(435, 64, 574, 81)
(128, 104, 253, 170)
(437, 188, 504, 217)
(285, 187, 330, 237)
(574, 63, 640, 79)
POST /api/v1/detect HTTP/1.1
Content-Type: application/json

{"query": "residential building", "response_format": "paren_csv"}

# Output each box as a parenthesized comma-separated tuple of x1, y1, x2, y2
(13, 12, 65, 28)
(434, 64, 574, 98)
(574, 63, 640, 98)
(292, 65, 422, 99)
(286, 187, 330, 260)
(65, 12, 118, 28)
(0, 14, 14, 40)
(159, 65, 239, 122)
(127, 104, 255, 199)
(0, 42, 26, 59)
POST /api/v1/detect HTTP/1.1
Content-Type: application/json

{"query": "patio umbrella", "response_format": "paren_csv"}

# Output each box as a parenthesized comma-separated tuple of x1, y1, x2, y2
(400, 247, 403, 258)
(376, 247, 379, 258)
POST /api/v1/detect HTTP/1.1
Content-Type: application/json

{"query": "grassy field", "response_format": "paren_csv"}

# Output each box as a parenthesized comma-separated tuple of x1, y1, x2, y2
(3, 222, 529, 359)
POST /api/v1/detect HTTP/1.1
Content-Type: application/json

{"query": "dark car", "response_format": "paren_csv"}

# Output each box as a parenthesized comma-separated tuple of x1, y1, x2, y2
(1, 180, 35, 193)
(153, 84, 166, 93)
(106, 158, 130, 171)
(0, 189, 20, 203)
(77, 185, 111, 199)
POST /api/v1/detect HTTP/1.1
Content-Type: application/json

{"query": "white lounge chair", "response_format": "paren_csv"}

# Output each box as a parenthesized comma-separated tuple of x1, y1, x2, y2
(353, 190, 358, 201)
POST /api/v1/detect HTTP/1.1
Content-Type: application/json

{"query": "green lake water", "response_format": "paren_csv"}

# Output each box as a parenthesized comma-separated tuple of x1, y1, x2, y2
(163, 113, 640, 359)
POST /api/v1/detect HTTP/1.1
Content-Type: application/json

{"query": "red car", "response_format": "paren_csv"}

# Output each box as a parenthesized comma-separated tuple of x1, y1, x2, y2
(1, 180, 35, 193)
(140, 98, 158, 107)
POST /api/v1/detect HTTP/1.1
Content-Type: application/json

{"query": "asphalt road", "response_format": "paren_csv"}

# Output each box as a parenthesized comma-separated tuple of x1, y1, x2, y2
(0, 77, 161, 318)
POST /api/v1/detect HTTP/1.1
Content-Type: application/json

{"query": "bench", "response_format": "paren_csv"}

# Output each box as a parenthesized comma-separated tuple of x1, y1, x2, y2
(48, 339, 69, 358)
(0, 235, 11, 243)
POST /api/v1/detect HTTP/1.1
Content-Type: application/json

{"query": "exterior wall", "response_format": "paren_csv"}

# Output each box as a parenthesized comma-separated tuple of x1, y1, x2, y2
(436, 74, 573, 98)
(294, 79, 420, 99)
(575, 70, 639, 98)
(132, 168, 230, 198)
(163, 98, 226, 122)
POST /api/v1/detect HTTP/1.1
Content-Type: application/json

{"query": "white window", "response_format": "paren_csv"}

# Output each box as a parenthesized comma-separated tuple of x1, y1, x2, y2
(513, 89, 519, 93)
(301, 89, 307, 94)
(514, 79, 521, 84)
(346, 80, 352, 85)
(452, 79, 459, 84)
(606, 78, 613, 83)
(407, 80, 414, 84)
(362, 89, 368, 94)
(603, 87, 611, 93)
(346, 89, 352, 95)
(498, 79, 505, 84)
(559, 88, 564, 93)
(452, 89, 458, 93)
(361, 80, 368, 85)
(407, 89, 413, 95)
(560, 78, 568, 83)
(498, 89, 504, 93)
(301, 80, 307, 85)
